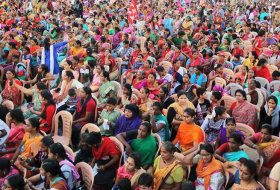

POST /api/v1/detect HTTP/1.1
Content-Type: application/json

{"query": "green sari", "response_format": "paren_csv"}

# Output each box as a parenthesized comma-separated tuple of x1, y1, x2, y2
(97, 81, 115, 104)
(131, 135, 157, 166)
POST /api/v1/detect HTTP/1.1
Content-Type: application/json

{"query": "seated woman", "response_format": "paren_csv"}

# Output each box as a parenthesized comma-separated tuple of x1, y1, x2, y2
(195, 144, 225, 190)
(30, 90, 56, 133)
(97, 70, 116, 106)
(231, 159, 263, 190)
(229, 89, 258, 131)
(11, 117, 44, 165)
(90, 64, 103, 95)
(150, 102, 170, 141)
(24, 64, 55, 88)
(31, 159, 69, 190)
(208, 64, 227, 89)
(215, 133, 249, 162)
(118, 83, 132, 110)
(244, 124, 280, 170)
(259, 95, 280, 136)
(0, 158, 19, 188)
(233, 65, 248, 85)
(1, 69, 22, 107)
(48, 143, 79, 190)
(172, 108, 204, 154)
(0, 109, 25, 160)
(115, 152, 145, 189)
(116, 122, 157, 170)
(19, 136, 54, 177)
(72, 87, 96, 145)
(154, 142, 184, 190)
(74, 133, 93, 164)
(2, 174, 30, 190)
(190, 66, 207, 88)
(98, 97, 121, 136)
(85, 132, 121, 189)
(167, 91, 195, 140)
(13, 82, 47, 119)
(52, 70, 83, 103)
(138, 87, 155, 114)
(132, 70, 146, 90)
(114, 104, 142, 135)
(201, 106, 227, 144)
(141, 72, 166, 97)
(216, 117, 244, 148)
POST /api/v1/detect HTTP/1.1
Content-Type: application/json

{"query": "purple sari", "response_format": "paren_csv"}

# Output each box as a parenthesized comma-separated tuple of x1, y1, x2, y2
(114, 115, 142, 135)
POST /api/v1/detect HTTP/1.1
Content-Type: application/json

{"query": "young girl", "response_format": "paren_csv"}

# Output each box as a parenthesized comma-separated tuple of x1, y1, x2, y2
(135, 173, 153, 190)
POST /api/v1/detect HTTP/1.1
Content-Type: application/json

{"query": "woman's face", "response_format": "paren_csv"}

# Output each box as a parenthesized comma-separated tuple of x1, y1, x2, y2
(183, 74, 190, 83)
(25, 119, 33, 133)
(239, 164, 253, 181)
(136, 71, 143, 79)
(248, 69, 254, 78)
(100, 72, 105, 82)
(40, 142, 48, 152)
(228, 138, 239, 152)
(200, 149, 212, 164)
(125, 157, 136, 172)
(147, 74, 155, 83)
(137, 124, 148, 138)
(183, 112, 193, 123)
(178, 94, 188, 105)
(226, 122, 236, 133)
(140, 88, 148, 99)
(267, 99, 277, 109)
(124, 109, 133, 118)
(235, 92, 245, 102)
(80, 89, 87, 99)
(5, 71, 15, 80)
(160, 146, 173, 161)
(241, 66, 247, 74)
(64, 62, 71, 70)
(216, 66, 224, 73)
(260, 128, 271, 142)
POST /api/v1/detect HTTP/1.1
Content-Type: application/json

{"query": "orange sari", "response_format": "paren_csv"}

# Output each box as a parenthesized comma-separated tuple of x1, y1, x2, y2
(196, 157, 224, 190)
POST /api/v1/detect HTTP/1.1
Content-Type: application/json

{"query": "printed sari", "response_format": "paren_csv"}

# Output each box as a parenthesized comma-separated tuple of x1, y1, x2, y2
(258, 141, 280, 168)
(1, 79, 22, 107)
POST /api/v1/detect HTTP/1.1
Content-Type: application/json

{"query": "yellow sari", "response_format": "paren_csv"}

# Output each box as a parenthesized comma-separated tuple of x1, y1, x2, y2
(20, 133, 43, 159)
(168, 102, 195, 117)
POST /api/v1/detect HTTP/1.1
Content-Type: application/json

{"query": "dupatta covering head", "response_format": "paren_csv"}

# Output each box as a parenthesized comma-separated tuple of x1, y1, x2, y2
(196, 157, 224, 190)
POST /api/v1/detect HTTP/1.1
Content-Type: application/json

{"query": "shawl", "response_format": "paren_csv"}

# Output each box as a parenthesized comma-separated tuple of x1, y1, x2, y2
(264, 104, 280, 129)
(196, 157, 224, 190)
(168, 102, 195, 117)
(41, 45, 54, 74)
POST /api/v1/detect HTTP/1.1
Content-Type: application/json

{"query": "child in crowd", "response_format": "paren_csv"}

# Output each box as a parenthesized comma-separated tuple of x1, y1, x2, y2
(193, 88, 211, 125)
(210, 91, 222, 112)
(57, 88, 79, 113)
(74, 133, 92, 164)
(135, 173, 153, 190)
(98, 97, 121, 136)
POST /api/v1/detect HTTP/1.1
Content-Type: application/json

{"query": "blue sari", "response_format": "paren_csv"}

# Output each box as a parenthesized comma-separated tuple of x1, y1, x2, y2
(223, 150, 249, 161)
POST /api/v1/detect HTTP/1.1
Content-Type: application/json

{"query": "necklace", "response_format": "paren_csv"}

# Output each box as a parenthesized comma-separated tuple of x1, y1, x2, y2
(163, 157, 175, 165)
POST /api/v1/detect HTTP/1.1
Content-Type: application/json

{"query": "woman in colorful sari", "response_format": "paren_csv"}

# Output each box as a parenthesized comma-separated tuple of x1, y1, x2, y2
(138, 87, 155, 114)
(158, 42, 174, 63)
(172, 108, 204, 154)
(68, 40, 86, 59)
(13, 82, 47, 119)
(86, 131, 121, 190)
(229, 89, 259, 131)
(132, 70, 146, 90)
(153, 142, 184, 190)
(195, 144, 225, 190)
(11, 117, 43, 165)
(201, 106, 227, 144)
(80, 31, 91, 47)
(0, 109, 25, 160)
(142, 72, 166, 97)
(260, 96, 280, 136)
(90, 64, 103, 95)
(167, 91, 195, 140)
(116, 122, 157, 170)
(115, 104, 142, 135)
(216, 117, 244, 148)
(53, 71, 83, 103)
(245, 124, 280, 170)
(1, 69, 22, 107)
(97, 70, 115, 106)
(215, 133, 249, 162)
(182, 16, 193, 37)
(115, 153, 145, 189)
(171, 59, 187, 94)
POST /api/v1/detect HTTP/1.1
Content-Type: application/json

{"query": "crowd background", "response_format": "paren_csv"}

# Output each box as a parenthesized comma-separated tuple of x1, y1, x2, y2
(0, 0, 279, 189)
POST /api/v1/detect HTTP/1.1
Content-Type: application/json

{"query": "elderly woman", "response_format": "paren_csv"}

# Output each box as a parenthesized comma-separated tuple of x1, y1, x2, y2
(229, 89, 259, 131)
(1, 69, 22, 107)
(260, 95, 280, 136)
(114, 104, 142, 135)
(153, 142, 184, 190)
(116, 122, 157, 170)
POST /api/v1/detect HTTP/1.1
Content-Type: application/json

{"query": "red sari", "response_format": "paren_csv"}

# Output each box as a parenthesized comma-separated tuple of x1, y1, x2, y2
(1, 79, 22, 107)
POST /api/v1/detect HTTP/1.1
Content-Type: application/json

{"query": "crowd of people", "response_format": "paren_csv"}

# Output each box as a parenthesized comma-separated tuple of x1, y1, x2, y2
(0, 0, 280, 189)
